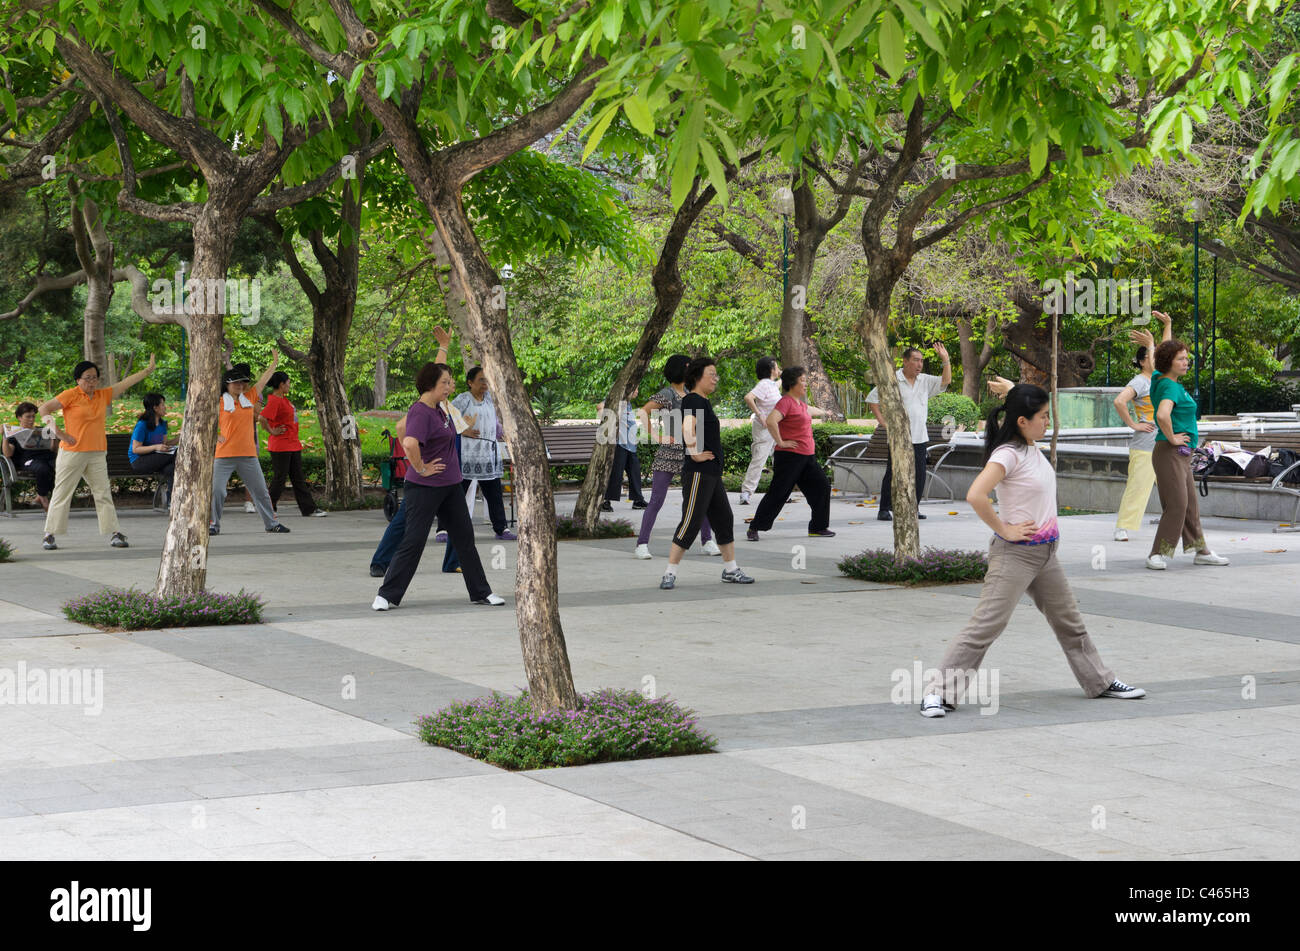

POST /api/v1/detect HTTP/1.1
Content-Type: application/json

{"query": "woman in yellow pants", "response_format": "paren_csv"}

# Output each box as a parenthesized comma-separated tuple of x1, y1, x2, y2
(1113, 313, 1171, 542)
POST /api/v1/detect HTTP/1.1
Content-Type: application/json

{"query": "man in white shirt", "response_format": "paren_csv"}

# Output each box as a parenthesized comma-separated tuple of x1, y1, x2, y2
(739, 356, 782, 505)
(866, 342, 950, 521)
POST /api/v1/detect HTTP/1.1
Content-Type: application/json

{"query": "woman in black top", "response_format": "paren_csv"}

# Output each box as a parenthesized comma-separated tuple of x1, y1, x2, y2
(660, 357, 755, 589)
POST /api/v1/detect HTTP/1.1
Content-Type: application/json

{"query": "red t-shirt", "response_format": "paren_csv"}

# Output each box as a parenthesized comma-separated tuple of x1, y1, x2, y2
(260, 393, 302, 452)
(774, 395, 815, 455)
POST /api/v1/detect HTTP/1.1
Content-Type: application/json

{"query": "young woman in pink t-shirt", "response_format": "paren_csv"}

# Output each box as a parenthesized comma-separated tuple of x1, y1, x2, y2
(919, 384, 1146, 717)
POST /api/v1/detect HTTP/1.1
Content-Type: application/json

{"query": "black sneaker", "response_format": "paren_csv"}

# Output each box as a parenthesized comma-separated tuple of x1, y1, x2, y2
(746, 528, 759, 541)
(808, 529, 836, 537)
(369, 565, 386, 578)
(917, 513, 927, 520)
(266, 524, 291, 533)
(209, 524, 220, 535)
(1100, 679, 1146, 699)
(631, 500, 648, 509)
(599, 501, 613, 512)
(877, 510, 892, 521)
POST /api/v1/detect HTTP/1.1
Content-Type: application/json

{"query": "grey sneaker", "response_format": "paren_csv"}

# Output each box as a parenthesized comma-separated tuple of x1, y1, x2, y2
(659, 573, 676, 590)
(721, 567, 755, 584)
(1100, 679, 1146, 699)
(110, 532, 129, 548)
(42, 533, 57, 550)
(920, 693, 947, 718)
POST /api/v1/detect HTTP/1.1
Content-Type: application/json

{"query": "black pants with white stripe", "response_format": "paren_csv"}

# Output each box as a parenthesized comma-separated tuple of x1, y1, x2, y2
(673, 470, 734, 548)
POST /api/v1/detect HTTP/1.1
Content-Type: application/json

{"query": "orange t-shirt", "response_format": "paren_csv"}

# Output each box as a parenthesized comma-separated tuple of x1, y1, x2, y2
(216, 393, 261, 458)
(55, 386, 113, 453)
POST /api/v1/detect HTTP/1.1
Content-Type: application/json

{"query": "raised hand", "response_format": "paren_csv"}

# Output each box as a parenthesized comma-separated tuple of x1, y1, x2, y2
(933, 341, 949, 362)
(433, 326, 451, 350)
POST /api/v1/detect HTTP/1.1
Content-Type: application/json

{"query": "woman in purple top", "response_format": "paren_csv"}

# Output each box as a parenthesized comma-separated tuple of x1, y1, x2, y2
(373, 362, 505, 610)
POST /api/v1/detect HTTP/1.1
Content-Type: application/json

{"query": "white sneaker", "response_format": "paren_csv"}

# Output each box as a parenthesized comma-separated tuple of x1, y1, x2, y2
(920, 694, 946, 718)
(1194, 551, 1229, 566)
(371, 596, 393, 611)
(1113, 529, 1129, 542)
(739, 491, 751, 505)
(1145, 554, 1167, 570)
(243, 501, 255, 513)
(702, 539, 722, 556)
(634, 544, 652, 560)
(473, 594, 506, 606)
(309, 510, 328, 517)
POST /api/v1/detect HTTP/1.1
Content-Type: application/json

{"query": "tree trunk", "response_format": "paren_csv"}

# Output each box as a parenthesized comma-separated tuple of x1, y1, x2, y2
(309, 310, 363, 503)
(373, 353, 388, 409)
(432, 185, 578, 712)
(154, 205, 239, 598)
(70, 191, 116, 384)
(428, 229, 475, 366)
(859, 288, 922, 559)
(957, 311, 997, 401)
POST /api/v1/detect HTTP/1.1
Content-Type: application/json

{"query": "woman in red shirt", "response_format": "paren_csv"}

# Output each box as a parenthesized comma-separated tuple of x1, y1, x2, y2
(260, 372, 324, 518)
(746, 366, 836, 540)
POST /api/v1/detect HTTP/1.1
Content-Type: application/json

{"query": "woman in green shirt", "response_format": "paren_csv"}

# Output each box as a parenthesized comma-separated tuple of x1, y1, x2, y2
(1147, 339, 1229, 570)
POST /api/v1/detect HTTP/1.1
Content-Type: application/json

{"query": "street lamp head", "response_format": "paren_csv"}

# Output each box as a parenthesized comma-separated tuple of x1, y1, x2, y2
(1188, 197, 1211, 221)
(773, 186, 795, 217)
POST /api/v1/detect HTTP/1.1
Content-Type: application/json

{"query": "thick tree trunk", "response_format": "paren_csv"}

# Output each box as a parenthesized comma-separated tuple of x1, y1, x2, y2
(957, 312, 996, 401)
(779, 234, 843, 418)
(310, 315, 363, 503)
(859, 287, 921, 559)
(431, 185, 578, 712)
(154, 206, 239, 598)
(428, 229, 475, 366)
(373, 354, 388, 408)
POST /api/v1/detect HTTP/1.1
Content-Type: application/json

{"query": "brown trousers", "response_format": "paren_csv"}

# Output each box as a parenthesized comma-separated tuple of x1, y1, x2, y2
(1149, 441, 1206, 558)
(926, 537, 1114, 703)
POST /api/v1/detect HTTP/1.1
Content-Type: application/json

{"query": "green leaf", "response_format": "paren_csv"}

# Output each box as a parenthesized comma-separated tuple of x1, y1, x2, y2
(378, 63, 396, 101)
(601, 2, 623, 43)
(835, 0, 882, 53)
(670, 138, 698, 209)
(894, 0, 944, 53)
(262, 98, 283, 146)
(1029, 137, 1047, 176)
(1231, 68, 1251, 108)
(693, 43, 726, 89)
(678, 4, 701, 43)
(698, 138, 728, 205)
(581, 104, 619, 161)
(622, 94, 654, 135)
(878, 12, 905, 79)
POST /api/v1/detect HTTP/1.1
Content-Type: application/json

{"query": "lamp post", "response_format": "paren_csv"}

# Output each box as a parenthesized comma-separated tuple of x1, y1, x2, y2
(773, 186, 795, 306)
(1189, 197, 1210, 406)
(1211, 253, 1218, 414)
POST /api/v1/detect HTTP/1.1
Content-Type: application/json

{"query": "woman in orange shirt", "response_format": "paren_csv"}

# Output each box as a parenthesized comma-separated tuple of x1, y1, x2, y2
(210, 354, 289, 535)
(37, 355, 156, 550)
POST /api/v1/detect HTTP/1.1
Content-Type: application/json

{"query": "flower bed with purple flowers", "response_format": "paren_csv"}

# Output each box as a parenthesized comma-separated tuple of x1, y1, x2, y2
(838, 547, 988, 585)
(555, 514, 636, 539)
(63, 587, 265, 631)
(417, 688, 716, 770)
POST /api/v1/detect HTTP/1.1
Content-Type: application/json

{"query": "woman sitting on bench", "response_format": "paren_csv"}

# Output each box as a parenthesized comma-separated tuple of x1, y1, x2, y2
(3, 402, 74, 511)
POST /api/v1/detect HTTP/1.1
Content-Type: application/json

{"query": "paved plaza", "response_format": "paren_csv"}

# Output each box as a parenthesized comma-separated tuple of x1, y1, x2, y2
(2, 489, 1298, 860)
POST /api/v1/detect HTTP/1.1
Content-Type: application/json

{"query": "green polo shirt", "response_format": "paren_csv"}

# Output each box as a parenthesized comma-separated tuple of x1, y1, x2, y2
(1150, 371, 1198, 444)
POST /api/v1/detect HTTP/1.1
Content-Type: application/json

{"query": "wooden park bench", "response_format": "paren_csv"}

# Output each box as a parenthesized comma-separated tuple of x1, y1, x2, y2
(2, 432, 167, 516)
(1198, 431, 1300, 532)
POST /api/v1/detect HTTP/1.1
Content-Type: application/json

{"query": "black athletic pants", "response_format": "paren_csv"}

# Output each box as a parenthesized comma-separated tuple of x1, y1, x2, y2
(462, 477, 508, 535)
(604, 446, 646, 503)
(269, 450, 318, 515)
(751, 451, 831, 533)
(379, 482, 491, 603)
(673, 470, 734, 548)
(880, 440, 929, 513)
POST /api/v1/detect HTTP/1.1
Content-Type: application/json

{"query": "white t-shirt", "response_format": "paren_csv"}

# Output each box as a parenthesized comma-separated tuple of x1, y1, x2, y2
(748, 378, 782, 422)
(989, 442, 1060, 545)
(1125, 373, 1156, 453)
(866, 370, 945, 443)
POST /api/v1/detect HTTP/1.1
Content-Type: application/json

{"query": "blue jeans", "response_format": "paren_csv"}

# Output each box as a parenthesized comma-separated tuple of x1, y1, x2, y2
(371, 497, 459, 572)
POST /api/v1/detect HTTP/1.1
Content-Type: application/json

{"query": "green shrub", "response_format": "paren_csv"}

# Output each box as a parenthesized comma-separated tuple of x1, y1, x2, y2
(416, 688, 716, 770)
(927, 393, 981, 429)
(63, 587, 265, 630)
(555, 514, 636, 539)
(0, 538, 13, 562)
(1207, 377, 1300, 416)
(839, 547, 988, 585)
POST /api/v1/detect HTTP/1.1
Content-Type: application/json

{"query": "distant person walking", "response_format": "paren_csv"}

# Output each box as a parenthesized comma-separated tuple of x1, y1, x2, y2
(746, 366, 835, 540)
(211, 355, 290, 535)
(633, 354, 717, 558)
(867, 342, 950, 521)
(739, 356, 781, 505)
(128, 393, 178, 506)
(38, 354, 157, 550)
(1112, 313, 1172, 542)
(919, 383, 1147, 717)
(659, 357, 754, 589)
(260, 371, 325, 518)
(599, 386, 647, 512)
(1146, 340, 1230, 570)
(4, 401, 72, 511)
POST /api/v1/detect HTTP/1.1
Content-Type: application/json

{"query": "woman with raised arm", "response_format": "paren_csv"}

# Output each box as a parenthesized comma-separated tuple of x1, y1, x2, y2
(1111, 311, 1172, 542)
(210, 351, 290, 536)
(37, 354, 156, 550)
(919, 383, 1146, 718)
